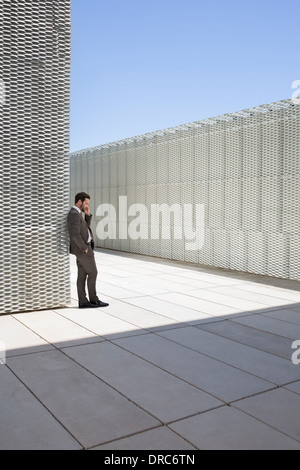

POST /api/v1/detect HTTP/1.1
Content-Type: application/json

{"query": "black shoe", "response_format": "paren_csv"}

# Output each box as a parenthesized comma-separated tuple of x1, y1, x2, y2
(91, 300, 109, 308)
(79, 302, 100, 309)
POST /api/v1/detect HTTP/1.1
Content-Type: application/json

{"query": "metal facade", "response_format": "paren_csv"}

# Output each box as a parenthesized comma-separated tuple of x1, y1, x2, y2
(0, 0, 71, 315)
(70, 99, 300, 281)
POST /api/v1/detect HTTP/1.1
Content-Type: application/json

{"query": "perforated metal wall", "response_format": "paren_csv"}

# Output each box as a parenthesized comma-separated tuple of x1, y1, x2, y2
(71, 99, 300, 281)
(0, 0, 71, 315)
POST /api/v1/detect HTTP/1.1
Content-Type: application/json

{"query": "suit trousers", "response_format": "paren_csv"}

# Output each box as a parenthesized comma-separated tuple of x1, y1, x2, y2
(76, 248, 98, 305)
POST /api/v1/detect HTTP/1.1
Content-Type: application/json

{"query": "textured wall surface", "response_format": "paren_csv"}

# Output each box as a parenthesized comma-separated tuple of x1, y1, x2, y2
(70, 99, 300, 281)
(0, 0, 71, 315)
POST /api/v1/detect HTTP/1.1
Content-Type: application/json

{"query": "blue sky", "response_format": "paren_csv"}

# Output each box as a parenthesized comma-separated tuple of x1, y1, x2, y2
(70, 0, 300, 152)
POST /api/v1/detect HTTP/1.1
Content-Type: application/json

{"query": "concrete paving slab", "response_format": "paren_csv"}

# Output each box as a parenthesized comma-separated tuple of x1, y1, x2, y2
(103, 277, 176, 296)
(154, 292, 240, 317)
(170, 406, 300, 450)
(118, 261, 196, 275)
(185, 289, 268, 312)
(260, 309, 300, 327)
(0, 365, 81, 450)
(103, 299, 184, 331)
(96, 272, 128, 285)
(93, 252, 120, 265)
(7, 350, 159, 449)
(157, 327, 299, 385)
(111, 265, 166, 276)
(198, 320, 293, 360)
(167, 270, 251, 286)
(13, 310, 101, 348)
(64, 341, 222, 423)
(208, 286, 296, 308)
(97, 281, 144, 299)
(58, 308, 148, 340)
(113, 333, 274, 403)
(93, 426, 197, 450)
(124, 296, 216, 325)
(287, 305, 300, 313)
(0, 314, 54, 357)
(154, 273, 220, 290)
(234, 283, 300, 302)
(134, 277, 210, 294)
(284, 381, 300, 395)
(233, 388, 300, 443)
(232, 315, 300, 340)
(97, 266, 141, 278)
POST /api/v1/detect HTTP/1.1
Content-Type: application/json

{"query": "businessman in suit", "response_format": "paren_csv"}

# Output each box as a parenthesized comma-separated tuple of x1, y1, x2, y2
(68, 192, 109, 309)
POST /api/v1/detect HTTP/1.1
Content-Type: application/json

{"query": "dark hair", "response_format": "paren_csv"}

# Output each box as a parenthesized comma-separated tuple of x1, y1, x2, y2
(75, 192, 90, 204)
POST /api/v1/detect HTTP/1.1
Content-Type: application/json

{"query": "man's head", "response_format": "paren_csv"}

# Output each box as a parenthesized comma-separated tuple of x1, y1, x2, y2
(75, 192, 91, 213)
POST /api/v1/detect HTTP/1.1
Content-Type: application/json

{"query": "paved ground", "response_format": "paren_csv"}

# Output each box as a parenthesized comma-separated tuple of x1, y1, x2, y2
(1, 248, 300, 450)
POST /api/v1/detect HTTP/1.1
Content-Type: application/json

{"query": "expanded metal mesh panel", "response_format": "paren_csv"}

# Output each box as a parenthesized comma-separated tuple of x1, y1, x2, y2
(71, 99, 300, 281)
(0, 0, 71, 315)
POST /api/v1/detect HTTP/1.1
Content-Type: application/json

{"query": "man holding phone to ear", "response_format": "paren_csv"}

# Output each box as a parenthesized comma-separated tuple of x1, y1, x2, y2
(68, 192, 109, 309)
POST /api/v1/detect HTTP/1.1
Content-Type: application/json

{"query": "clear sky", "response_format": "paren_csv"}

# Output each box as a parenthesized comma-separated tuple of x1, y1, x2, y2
(70, 0, 300, 153)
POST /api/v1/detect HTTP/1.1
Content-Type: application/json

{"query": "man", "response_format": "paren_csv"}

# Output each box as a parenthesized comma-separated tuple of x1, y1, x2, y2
(68, 192, 109, 309)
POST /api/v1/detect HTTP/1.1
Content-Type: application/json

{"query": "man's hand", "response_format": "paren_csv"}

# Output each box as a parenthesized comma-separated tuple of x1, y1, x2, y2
(85, 248, 89, 254)
(84, 206, 91, 216)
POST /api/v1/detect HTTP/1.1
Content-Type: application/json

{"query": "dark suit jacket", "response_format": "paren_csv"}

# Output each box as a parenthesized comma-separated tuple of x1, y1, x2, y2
(67, 208, 95, 257)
